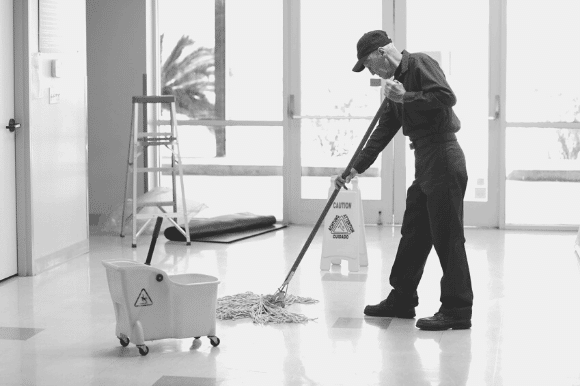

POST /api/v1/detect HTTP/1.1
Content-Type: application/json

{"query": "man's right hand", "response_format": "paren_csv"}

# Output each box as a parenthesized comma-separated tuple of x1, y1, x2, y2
(334, 168, 359, 190)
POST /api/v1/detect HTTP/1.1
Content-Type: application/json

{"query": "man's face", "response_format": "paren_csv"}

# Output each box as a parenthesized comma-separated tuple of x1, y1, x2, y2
(364, 50, 393, 79)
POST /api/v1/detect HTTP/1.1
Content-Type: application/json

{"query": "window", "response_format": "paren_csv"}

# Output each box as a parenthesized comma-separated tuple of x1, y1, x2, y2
(504, 0, 580, 226)
(156, 0, 284, 219)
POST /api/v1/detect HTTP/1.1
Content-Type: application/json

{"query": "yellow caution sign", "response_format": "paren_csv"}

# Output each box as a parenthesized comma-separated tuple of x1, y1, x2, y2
(321, 176, 368, 272)
(134, 289, 153, 307)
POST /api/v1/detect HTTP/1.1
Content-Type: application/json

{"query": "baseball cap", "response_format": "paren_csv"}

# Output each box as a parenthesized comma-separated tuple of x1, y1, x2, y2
(352, 30, 392, 72)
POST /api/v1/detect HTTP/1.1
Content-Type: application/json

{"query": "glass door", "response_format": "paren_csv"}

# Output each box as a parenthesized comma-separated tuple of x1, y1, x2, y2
(503, 0, 580, 228)
(394, 0, 501, 227)
(286, 0, 395, 224)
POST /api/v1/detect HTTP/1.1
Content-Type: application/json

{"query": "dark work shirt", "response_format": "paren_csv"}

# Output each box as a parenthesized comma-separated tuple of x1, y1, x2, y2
(353, 50, 461, 174)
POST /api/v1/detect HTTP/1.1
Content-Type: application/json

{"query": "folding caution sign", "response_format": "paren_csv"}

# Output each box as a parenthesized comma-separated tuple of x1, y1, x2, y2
(321, 176, 368, 272)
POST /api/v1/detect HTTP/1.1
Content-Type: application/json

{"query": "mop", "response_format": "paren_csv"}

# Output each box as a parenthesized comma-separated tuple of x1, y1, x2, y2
(216, 97, 390, 324)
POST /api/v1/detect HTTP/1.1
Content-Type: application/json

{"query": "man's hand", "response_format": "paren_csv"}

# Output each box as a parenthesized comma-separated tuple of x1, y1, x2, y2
(334, 168, 358, 190)
(384, 79, 405, 103)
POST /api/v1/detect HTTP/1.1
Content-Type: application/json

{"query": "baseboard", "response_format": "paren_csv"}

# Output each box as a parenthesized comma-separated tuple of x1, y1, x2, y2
(34, 239, 90, 275)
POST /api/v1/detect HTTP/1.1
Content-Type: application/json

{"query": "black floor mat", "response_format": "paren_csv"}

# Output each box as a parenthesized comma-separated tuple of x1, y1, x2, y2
(185, 224, 286, 243)
(164, 212, 283, 243)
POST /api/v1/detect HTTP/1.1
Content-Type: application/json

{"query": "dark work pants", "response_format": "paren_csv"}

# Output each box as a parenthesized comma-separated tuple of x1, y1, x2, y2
(388, 139, 473, 319)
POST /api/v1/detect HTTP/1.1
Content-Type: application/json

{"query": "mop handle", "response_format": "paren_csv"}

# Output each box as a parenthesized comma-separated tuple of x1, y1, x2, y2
(279, 96, 391, 288)
(145, 216, 164, 266)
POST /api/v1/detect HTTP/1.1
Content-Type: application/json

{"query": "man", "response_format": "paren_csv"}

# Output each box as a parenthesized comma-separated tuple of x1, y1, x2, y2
(335, 30, 473, 330)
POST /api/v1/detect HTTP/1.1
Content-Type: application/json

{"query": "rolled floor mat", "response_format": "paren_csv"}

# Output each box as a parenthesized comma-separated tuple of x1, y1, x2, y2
(164, 212, 277, 241)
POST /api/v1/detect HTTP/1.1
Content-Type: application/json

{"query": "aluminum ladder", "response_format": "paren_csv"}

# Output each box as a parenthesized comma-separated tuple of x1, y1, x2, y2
(120, 95, 191, 247)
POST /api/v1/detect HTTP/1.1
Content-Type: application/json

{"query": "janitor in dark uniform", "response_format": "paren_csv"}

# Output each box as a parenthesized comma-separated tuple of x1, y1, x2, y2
(335, 30, 473, 330)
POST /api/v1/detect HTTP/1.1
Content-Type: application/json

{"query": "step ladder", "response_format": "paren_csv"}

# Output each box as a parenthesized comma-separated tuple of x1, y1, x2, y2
(120, 95, 191, 247)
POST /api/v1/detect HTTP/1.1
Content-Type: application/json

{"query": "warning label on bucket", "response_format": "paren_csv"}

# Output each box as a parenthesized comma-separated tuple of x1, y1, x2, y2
(328, 214, 355, 239)
(134, 289, 153, 307)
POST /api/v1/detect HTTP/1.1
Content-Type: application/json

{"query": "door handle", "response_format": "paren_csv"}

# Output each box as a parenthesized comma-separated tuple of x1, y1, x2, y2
(5, 118, 20, 132)
(488, 95, 500, 121)
(287, 94, 295, 118)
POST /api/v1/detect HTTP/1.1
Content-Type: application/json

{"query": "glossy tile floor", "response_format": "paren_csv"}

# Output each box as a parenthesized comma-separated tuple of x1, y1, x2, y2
(1, 226, 580, 386)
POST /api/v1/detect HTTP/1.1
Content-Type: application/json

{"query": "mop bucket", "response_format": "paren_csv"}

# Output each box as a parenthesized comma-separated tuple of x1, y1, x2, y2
(102, 259, 220, 355)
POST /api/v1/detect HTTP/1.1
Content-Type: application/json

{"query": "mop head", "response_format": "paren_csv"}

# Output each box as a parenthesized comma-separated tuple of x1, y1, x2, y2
(216, 291, 318, 324)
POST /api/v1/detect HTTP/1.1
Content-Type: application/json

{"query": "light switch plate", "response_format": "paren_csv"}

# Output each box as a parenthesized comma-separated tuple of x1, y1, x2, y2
(51, 59, 61, 78)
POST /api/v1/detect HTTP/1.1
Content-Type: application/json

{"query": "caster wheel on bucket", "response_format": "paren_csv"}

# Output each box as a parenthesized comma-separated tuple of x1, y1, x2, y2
(119, 336, 130, 347)
(209, 336, 220, 347)
(138, 345, 149, 356)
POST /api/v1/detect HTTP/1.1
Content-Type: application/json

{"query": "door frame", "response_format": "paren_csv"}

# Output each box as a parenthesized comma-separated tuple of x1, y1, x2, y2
(14, 0, 33, 275)
(497, 0, 507, 230)
(284, 0, 399, 225)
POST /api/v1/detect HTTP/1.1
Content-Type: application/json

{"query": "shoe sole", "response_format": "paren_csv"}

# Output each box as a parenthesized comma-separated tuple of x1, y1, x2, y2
(416, 322, 471, 331)
(364, 312, 416, 319)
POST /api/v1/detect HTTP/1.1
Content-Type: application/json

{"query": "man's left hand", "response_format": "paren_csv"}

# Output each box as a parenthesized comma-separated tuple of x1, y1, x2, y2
(384, 79, 406, 103)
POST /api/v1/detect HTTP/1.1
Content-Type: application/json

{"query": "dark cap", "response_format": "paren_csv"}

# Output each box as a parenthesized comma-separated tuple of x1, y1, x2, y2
(352, 30, 392, 72)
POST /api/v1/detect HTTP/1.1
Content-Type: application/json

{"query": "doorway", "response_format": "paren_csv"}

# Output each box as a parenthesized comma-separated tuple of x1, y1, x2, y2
(286, 0, 395, 225)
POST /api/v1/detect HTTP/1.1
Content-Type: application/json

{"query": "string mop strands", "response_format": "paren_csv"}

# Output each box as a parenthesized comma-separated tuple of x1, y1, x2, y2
(216, 291, 318, 324)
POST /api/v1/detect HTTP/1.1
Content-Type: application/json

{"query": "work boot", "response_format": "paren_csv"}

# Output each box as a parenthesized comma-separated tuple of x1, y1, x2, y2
(416, 312, 471, 330)
(363, 298, 416, 318)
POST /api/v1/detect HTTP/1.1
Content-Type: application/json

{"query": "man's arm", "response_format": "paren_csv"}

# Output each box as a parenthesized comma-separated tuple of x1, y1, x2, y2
(352, 103, 401, 174)
(403, 54, 457, 110)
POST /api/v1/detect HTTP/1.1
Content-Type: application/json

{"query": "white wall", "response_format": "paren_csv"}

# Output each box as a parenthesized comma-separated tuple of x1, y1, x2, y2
(15, 0, 89, 275)
(86, 0, 148, 220)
